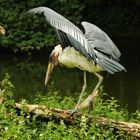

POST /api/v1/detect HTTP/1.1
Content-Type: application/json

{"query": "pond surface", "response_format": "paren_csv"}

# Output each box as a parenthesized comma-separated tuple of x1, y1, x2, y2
(0, 40, 140, 112)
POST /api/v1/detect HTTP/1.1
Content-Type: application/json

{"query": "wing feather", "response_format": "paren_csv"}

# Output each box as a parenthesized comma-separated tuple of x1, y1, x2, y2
(55, 29, 71, 47)
(81, 21, 126, 73)
(28, 7, 96, 60)
(81, 21, 121, 61)
(28, 7, 126, 73)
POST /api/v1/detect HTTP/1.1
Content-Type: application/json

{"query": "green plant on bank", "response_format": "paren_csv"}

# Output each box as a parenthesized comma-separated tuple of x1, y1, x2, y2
(0, 74, 140, 139)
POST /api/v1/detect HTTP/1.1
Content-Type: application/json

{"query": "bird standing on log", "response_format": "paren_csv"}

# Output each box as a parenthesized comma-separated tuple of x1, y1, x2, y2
(28, 7, 126, 112)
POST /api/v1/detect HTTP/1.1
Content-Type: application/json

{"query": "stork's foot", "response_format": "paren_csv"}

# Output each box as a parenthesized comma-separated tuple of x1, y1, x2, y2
(69, 105, 80, 115)
(69, 100, 94, 115)
(69, 109, 77, 115)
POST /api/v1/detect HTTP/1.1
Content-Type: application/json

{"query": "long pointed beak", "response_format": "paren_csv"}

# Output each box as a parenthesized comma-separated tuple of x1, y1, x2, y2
(0, 26, 6, 35)
(45, 61, 55, 85)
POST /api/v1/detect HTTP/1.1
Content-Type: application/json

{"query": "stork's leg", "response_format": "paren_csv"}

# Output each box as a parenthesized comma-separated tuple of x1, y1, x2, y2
(91, 73, 103, 97)
(78, 73, 103, 110)
(72, 71, 87, 113)
(81, 71, 87, 95)
(88, 73, 103, 112)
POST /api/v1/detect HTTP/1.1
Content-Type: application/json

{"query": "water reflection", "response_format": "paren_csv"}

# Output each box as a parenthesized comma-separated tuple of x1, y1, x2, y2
(0, 40, 139, 112)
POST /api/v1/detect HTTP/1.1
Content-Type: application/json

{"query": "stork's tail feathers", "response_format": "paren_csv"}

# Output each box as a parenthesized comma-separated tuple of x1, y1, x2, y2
(97, 57, 126, 74)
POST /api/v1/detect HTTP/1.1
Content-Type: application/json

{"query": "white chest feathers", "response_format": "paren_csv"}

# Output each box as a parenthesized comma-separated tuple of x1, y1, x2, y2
(58, 47, 103, 73)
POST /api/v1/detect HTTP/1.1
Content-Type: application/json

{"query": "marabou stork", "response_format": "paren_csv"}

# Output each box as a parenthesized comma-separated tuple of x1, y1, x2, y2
(28, 7, 126, 112)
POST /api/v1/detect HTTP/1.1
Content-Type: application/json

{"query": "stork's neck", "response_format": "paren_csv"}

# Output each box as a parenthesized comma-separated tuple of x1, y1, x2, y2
(53, 44, 63, 55)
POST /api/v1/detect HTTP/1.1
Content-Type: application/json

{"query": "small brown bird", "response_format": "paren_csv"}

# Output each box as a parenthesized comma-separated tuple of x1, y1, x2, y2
(0, 25, 6, 35)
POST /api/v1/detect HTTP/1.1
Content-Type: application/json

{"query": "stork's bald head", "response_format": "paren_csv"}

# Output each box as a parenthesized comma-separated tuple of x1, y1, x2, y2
(45, 44, 62, 85)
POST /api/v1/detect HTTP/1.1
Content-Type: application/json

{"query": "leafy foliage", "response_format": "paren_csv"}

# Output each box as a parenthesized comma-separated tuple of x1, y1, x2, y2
(0, 0, 140, 52)
(0, 0, 84, 52)
(0, 74, 139, 139)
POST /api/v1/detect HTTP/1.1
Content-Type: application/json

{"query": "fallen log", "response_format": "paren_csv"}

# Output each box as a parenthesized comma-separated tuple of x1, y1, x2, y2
(16, 103, 140, 138)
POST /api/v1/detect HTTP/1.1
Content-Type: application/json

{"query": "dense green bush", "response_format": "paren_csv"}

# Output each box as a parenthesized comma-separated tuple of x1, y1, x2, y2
(0, 74, 139, 139)
(0, 0, 139, 52)
(0, 0, 84, 52)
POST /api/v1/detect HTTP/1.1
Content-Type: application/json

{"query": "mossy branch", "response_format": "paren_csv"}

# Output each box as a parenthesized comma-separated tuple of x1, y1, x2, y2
(15, 103, 140, 139)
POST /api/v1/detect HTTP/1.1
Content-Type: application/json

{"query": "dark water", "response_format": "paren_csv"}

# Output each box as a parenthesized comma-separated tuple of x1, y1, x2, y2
(0, 40, 139, 112)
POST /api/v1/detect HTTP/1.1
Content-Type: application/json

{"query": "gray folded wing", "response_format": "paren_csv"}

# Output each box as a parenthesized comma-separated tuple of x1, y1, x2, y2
(81, 21, 121, 61)
(81, 21, 126, 73)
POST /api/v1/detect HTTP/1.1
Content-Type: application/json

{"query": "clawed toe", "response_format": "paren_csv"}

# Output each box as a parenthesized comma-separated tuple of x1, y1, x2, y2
(69, 108, 78, 115)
